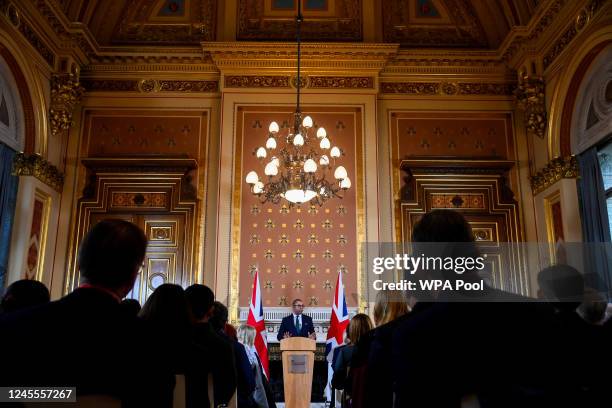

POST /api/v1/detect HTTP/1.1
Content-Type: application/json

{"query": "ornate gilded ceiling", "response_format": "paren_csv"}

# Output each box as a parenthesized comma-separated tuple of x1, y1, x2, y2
(54, 0, 540, 49)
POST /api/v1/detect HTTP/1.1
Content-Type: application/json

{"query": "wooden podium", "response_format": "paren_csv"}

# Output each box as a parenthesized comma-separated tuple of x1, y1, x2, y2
(280, 337, 316, 408)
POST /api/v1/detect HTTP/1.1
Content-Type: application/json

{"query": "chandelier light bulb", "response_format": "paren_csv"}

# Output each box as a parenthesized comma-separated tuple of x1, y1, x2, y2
(253, 181, 264, 194)
(334, 165, 348, 180)
(340, 177, 351, 189)
(317, 127, 327, 139)
(271, 156, 280, 167)
(320, 137, 330, 149)
(269, 121, 279, 134)
(245, 171, 259, 184)
(293, 133, 304, 146)
(319, 155, 330, 166)
(265, 161, 279, 176)
(266, 137, 277, 150)
(304, 159, 317, 173)
(330, 146, 341, 158)
(319, 186, 327, 196)
(302, 116, 313, 128)
(256, 147, 267, 159)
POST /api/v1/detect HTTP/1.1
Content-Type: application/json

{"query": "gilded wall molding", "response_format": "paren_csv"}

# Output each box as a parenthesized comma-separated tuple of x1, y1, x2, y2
(12, 152, 64, 192)
(82, 79, 219, 93)
(529, 156, 578, 194)
(308, 76, 374, 89)
(380, 81, 515, 96)
(0, 0, 55, 66)
(49, 72, 84, 139)
(514, 75, 547, 139)
(223, 75, 375, 89)
(224, 76, 290, 88)
(542, 0, 607, 69)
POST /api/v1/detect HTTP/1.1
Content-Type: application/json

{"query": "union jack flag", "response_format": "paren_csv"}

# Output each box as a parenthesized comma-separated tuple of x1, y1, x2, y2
(247, 269, 269, 378)
(325, 271, 349, 362)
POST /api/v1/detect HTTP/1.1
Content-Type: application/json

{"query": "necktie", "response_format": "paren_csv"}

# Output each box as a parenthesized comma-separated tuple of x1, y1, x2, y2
(296, 315, 301, 332)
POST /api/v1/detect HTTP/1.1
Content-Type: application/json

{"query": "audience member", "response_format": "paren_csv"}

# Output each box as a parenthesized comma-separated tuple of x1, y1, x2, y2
(0, 219, 173, 407)
(392, 210, 564, 408)
(332, 314, 372, 392)
(139, 283, 210, 408)
(0, 279, 49, 313)
(211, 301, 256, 408)
(578, 287, 607, 325)
(237, 324, 272, 408)
(185, 284, 237, 407)
(349, 292, 408, 408)
(119, 298, 141, 317)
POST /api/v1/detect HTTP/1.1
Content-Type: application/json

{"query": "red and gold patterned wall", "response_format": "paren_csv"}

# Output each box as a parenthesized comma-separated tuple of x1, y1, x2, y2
(391, 111, 516, 189)
(235, 106, 362, 308)
(83, 110, 207, 160)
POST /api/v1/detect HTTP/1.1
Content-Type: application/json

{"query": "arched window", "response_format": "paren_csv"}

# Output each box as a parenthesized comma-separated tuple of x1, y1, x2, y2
(0, 54, 24, 152)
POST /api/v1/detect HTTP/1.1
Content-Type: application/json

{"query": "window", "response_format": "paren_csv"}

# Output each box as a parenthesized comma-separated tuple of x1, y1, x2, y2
(597, 142, 612, 238)
(0, 55, 24, 152)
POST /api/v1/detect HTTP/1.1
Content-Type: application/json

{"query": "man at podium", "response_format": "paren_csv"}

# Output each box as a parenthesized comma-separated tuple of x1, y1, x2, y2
(277, 298, 316, 341)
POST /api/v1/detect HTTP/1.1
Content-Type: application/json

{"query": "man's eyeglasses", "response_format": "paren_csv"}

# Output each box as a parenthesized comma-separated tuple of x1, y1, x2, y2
(293, 304, 304, 308)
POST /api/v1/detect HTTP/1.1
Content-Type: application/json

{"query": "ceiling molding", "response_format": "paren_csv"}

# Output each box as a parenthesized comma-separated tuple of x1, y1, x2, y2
(201, 42, 399, 75)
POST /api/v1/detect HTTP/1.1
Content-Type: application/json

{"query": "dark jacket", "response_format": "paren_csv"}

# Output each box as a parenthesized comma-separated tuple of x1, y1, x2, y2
(192, 322, 237, 407)
(392, 297, 568, 408)
(0, 287, 174, 407)
(276, 314, 314, 341)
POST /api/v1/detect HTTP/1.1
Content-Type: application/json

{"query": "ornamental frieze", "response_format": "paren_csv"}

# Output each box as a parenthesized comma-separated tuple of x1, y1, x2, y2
(380, 82, 515, 96)
(530, 156, 579, 195)
(12, 153, 64, 192)
(82, 79, 219, 93)
(308, 76, 374, 89)
(224, 76, 290, 88)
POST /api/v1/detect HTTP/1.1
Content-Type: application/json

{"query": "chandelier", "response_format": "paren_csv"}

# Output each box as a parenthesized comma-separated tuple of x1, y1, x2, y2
(244, 3, 351, 206)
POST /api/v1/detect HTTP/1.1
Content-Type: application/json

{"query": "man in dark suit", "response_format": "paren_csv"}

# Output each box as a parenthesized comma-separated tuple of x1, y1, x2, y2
(0, 219, 174, 407)
(277, 298, 316, 341)
(185, 284, 237, 408)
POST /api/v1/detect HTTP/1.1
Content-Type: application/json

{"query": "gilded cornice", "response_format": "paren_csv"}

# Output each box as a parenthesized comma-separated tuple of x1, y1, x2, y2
(499, 0, 572, 66)
(530, 156, 578, 194)
(202, 42, 399, 74)
(542, 0, 608, 70)
(0, 0, 55, 66)
(12, 152, 64, 192)
(82, 79, 219, 93)
(380, 81, 515, 96)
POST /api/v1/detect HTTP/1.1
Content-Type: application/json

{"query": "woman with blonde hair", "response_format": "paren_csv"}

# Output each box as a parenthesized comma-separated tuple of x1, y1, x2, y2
(372, 290, 410, 327)
(237, 324, 272, 408)
(348, 291, 410, 408)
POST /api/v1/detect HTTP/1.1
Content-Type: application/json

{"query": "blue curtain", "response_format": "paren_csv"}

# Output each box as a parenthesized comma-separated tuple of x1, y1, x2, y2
(0, 143, 18, 288)
(577, 147, 612, 299)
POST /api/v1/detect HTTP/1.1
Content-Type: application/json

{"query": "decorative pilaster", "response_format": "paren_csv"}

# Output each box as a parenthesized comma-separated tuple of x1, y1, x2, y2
(49, 73, 84, 139)
(12, 153, 64, 192)
(515, 75, 547, 139)
(529, 156, 578, 194)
